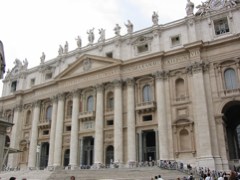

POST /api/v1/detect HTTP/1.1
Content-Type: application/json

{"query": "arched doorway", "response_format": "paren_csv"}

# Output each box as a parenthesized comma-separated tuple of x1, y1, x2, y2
(105, 145, 114, 166)
(222, 101, 240, 160)
(64, 149, 70, 167)
(40, 142, 49, 169)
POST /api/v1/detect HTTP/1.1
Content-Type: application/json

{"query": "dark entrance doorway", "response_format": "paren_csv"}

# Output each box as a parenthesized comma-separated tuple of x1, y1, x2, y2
(105, 145, 114, 166)
(40, 142, 49, 169)
(222, 101, 240, 160)
(83, 137, 94, 166)
(142, 130, 156, 161)
(64, 149, 70, 167)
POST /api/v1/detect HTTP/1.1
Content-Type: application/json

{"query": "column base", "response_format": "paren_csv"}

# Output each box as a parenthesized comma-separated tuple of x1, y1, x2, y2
(47, 166, 54, 171)
(28, 167, 37, 170)
(70, 165, 79, 170)
(92, 163, 105, 169)
(53, 165, 64, 170)
(128, 161, 137, 168)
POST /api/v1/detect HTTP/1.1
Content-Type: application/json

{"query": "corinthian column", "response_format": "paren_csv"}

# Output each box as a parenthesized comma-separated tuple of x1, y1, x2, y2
(69, 90, 80, 169)
(48, 96, 58, 169)
(94, 84, 104, 167)
(126, 79, 136, 166)
(154, 71, 169, 160)
(53, 93, 65, 167)
(190, 61, 214, 168)
(28, 101, 41, 169)
(113, 80, 123, 164)
(8, 105, 22, 168)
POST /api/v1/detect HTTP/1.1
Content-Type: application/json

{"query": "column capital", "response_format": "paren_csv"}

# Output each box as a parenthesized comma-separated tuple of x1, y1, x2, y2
(126, 78, 135, 87)
(113, 79, 122, 87)
(14, 104, 23, 112)
(57, 93, 66, 101)
(33, 100, 41, 108)
(186, 61, 209, 74)
(96, 84, 104, 92)
(50, 95, 58, 103)
(72, 89, 81, 98)
(153, 70, 169, 80)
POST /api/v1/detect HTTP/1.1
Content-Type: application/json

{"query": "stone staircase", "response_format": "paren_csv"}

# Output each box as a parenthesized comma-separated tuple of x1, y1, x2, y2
(0, 169, 52, 180)
(48, 167, 188, 180)
(0, 167, 189, 180)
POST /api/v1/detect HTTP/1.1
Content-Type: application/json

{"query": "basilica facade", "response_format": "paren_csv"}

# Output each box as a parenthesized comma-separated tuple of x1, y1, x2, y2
(1, 0, 240, 171)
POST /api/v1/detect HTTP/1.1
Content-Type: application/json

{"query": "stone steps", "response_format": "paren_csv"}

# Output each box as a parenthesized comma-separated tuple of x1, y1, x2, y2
(48, 167, 187, 180)
(0, 167, 189, 180)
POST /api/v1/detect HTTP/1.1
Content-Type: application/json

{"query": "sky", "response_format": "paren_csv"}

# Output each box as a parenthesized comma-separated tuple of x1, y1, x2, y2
(0, 0, 203, 95)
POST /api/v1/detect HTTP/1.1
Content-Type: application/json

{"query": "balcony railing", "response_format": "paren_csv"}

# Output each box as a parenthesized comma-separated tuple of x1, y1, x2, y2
(136, 101, 156, 113)
(79, 111, 95, 121)
(38, 119, 51, 129)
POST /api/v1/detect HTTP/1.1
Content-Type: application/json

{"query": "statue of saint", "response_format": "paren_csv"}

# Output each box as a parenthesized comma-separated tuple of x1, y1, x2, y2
(64, 41, 68, 54)
(58, 45, 63, 56)
(75, 36, 82, 48)
(98, 28, 105, 42)
(40, 52, 45, 64)
(87, 28, 95, 44)
(114, 24, 121, 36)
(125, 20, 133, 34)
(186, 0, 194, 16)
(23, 58, 28, 69)
(152, 11, 159, 26)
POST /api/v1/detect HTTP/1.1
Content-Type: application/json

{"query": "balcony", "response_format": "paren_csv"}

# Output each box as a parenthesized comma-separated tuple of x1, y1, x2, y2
(136, 101, 156, 113)
(79, 111, 95, 121)
(38, 119, 51, 129)
(222, 88, 240, 96)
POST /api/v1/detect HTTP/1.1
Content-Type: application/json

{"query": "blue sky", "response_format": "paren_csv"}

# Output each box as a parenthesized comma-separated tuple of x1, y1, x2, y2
(0, 0, 202, 94)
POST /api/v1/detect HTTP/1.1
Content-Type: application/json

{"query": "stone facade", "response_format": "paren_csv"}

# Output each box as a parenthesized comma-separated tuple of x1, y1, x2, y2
(1, 1, 240, 171)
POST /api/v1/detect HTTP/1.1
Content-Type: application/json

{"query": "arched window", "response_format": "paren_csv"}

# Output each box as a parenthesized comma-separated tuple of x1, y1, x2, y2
(67, 100, 73, 117)
(143, 85, 151, 102)
(224, 68, 238, 90)
(175, 78, 185, 98)
(87, 96, 94, 112)
(179, 129, 191, 151)
(107, 92, 114, 110)
(26, 110, 31, 125)
(46, 106, 52, 122)
(7, 114, 12, 123)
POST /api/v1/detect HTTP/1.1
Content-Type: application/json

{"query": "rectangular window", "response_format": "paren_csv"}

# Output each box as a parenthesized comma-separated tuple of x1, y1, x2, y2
(143, 115, 152, 121)
(45, 73, 52, 80)
(30, 78, 35, 86)
(66, 126, 71, 131)
(171, 35, 181, 46)
(106, 52, 113, 58)
(137, 44, 149, 54)
(214, 17, 229, 35)
(11, 81, 17, 92)
(107, 120, 114, 126)
(43, 130, 49, 135)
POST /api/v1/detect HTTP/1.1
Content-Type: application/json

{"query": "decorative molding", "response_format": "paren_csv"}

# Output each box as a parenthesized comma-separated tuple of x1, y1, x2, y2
(126, 78, 135, 87)
(96, 84, 104, 92)
(113, 79, 122, 88)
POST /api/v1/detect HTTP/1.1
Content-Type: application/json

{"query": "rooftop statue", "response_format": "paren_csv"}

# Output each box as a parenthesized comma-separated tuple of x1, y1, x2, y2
(114, 24, 121, 36)
(196, 1, 210, 16)
(64, 41, 68, 54)
(87, 28, 95, 44)
(98, 28, 106, 42)
(23, 58, 28, 69)
(14, 58, 22, 68)
(58, 45, 63, 56)
(152, 11, 159, 26)
(75, 36, 82, 48)
(40, 52, 45, 64)
(186, 0, 194, 15)
(125, 20, 133, 34)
